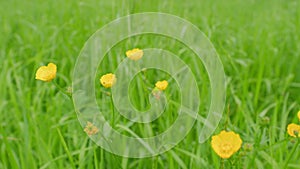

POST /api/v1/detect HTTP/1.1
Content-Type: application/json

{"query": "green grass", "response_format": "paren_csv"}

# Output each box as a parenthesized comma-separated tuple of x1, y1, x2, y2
(1, 0, 300, 168)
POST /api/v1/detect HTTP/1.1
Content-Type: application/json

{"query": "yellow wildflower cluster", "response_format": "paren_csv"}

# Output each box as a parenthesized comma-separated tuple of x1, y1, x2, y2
(35, 49, 169, 138)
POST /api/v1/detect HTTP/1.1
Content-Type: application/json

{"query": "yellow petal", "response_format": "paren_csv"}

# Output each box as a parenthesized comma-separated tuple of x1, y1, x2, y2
(35, 63, 57, 82)
(298, 111, 300, 121)
(211, 130, 242, 159)
(100, 73, 116, 88)
(287, 123, 300, 137)
(126, 48, 143, 61)
(155, 80, 168, 91)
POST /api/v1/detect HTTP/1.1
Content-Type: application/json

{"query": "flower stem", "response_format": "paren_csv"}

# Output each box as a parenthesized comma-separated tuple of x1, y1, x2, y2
(220, 158, 225, 169)
(52, 81, 71, 98)
(152, 156, 158, 169)
(110, 95, 115, 127)
(224, 104, 230, 130)
(283, 138, 299, 169)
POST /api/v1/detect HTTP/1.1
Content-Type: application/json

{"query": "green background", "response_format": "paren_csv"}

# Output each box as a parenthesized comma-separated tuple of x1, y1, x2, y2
(1, 0, 300, 168)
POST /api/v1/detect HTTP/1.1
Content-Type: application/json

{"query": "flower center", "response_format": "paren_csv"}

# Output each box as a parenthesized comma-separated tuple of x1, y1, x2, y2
(220, 143, 233, 153)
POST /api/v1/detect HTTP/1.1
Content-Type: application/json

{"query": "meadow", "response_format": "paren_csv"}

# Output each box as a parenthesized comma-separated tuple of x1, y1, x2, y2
(1, 0, 300, 168)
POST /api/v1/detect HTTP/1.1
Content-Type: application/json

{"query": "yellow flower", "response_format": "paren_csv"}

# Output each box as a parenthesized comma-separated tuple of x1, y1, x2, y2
(126, 48, 143, 61)
(35, 63, 57, 82)
(211, 130, 243, 159)
(100, 73, 116, 88)
(298, 111, 300, 121)
(287, 123, 300, 137)
(155, 80, 168, 91)
(84, 121, 99, 136)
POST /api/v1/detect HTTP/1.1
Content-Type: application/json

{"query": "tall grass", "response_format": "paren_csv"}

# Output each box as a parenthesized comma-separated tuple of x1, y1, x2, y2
(0, 0, 300, 168)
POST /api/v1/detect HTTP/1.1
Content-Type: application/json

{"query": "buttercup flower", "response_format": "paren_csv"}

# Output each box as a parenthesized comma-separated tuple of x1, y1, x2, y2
(287, 123, 300, 137)
(100, 73, 116, 88)
(35, 63, 57, 82)
(155, 80, 168, 91)
(298, 111, 300, 121)
(84, 121, 99, 136)
(211, 130, 243, 159)
(126, 48, 143, 61)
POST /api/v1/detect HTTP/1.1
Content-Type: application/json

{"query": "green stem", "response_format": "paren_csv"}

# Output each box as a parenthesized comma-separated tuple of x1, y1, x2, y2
(100, 148, 104, 169)
(52, 81, 71, 98)
(152, 156, 158, 169)
(99, 88, 111, 96)
(283, 138, 299, 169)
(56, 128, 76, 169)
(110, 95, 114, 127)
(224, 104, 230, 130)
(220, 158, 224, 169)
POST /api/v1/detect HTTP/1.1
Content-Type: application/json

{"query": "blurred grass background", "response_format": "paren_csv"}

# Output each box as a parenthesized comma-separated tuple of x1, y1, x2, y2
(1, 0, 300, 168)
